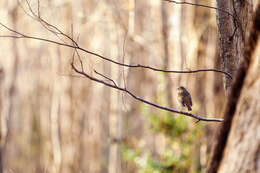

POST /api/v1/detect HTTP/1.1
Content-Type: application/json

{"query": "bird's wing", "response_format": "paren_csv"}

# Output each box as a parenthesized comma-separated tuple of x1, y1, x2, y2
(187, 92, 192, 106)
(181, 99, 185, 107)
(177, 94, 185, 107)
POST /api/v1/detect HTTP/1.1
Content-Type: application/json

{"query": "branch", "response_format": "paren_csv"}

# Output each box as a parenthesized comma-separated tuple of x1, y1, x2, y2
(0, 18, 224, 122)
(163, 0, 241, 41)
(0, 22, 232, 78)
(94, 70, 118, 87)
(72, 63, 223, 122)
(164, 0, 237, 21)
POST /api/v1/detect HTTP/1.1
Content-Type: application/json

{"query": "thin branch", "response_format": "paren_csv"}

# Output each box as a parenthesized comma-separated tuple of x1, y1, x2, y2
(94, 70, 118, 87)
(163, 0, 241, 41)
(164, 0, 237, 21)
(0, 17, 224, 122)
(23, 0, 79, 46)
(194, 119, 200, 124)
(0, 22, 232, 78)
(72, 63, 223, 122)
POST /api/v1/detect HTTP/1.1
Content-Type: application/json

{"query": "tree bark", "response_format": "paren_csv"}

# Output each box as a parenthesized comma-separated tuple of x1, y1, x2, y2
(216, 0, 236, 91)
(218, 39, 260, 172)
(208, 2, 260, 172)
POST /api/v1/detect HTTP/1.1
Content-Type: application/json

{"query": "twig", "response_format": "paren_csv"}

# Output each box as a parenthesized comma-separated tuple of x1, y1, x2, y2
(72, 63, 223, 122)
(194, 119, 200, 124)
(94, 70, 118, 87)
(0, 16, 224, 122)
(0, 22, 232, 78)
(164, 0, 237, 21)
(163, 0, 241, 40)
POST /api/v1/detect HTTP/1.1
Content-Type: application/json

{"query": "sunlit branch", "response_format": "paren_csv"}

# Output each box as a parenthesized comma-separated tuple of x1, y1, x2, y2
(164, 0, 241, 40)
(94, 70, 118, 87)
(72, 63, 223, 122)
(0, 22, 232, 78)
(0, 17, 224, 122)
(70, 39, 223, 122)
(164, 0, 236, 21)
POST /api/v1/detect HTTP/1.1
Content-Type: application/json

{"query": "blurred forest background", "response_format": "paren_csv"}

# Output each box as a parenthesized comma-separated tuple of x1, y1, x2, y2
(0, 0, 228, 173)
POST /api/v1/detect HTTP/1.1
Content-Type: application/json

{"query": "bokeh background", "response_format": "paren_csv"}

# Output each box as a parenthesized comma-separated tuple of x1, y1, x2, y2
(0, 0, 226, 172)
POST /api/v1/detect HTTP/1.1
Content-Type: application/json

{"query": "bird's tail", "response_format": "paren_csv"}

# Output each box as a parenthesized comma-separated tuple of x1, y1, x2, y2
(187, 105, 192, 111)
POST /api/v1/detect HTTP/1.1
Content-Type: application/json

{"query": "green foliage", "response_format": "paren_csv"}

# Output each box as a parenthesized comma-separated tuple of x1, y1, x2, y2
(124, 103, 205, 173)
(148, 112, 188, 138)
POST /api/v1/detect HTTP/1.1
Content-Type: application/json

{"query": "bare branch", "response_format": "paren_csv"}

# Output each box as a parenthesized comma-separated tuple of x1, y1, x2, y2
(164, 0, 236, 21)
(163, 0, 241, 41)
(0, 14, 224, 122)
(0, 21, 231, 78)
(72, 63, 223, 122)
(94, 70, 118, 87)
(23, 0, 79, 46)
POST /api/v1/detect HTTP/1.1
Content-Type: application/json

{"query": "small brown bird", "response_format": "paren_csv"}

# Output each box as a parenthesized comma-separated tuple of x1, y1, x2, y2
(177, 86, 193, 111)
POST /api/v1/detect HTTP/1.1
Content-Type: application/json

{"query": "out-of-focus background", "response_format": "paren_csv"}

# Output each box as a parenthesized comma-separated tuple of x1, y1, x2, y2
(0, 0, 226, 172)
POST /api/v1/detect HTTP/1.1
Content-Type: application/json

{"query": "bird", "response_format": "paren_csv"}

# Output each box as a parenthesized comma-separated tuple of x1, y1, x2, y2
(177, 86, 193, 111)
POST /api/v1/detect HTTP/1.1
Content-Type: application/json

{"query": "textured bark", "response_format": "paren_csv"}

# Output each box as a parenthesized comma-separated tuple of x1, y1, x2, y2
(216, 0, 253, 92)
(218, 15, 260, 171)
(208, 2, 260, 172)
(216, 0, 236, 91)
(219, 43, 260, 172)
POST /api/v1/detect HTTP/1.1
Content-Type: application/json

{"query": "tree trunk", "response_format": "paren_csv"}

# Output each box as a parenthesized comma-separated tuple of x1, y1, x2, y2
(216, 0, 236, 91)
(208, 1, 260, 172)
(218, 36, 260, 172)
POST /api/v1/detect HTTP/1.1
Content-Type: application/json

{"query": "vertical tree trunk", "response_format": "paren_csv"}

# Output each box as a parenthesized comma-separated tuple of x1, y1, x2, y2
(216, 0, 237, 91)
(0, 68, 4, 173)
(218, 38, 260, 172)
(0, 5, 20, 172)
(161, 2, 174, 108)
(209, 1, 259, 172)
